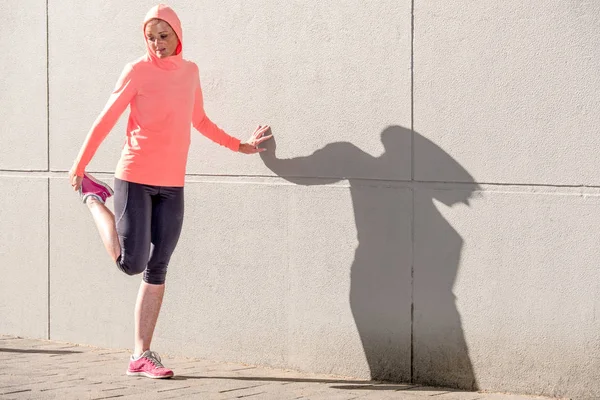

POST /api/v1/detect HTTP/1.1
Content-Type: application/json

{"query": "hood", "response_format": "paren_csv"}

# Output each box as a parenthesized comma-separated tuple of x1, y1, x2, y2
(142, 4, 183, 70)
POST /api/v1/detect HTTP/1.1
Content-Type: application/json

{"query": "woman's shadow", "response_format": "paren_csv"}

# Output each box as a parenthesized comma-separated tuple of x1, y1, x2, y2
(260, 125, 480, 390)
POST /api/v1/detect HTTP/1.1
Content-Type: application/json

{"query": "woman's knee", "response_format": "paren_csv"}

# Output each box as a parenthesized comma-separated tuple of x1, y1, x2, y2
(116, 254, 147, 276)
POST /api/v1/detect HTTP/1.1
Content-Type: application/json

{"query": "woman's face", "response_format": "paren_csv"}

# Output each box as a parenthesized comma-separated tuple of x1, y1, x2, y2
(145, 19, 179, 58)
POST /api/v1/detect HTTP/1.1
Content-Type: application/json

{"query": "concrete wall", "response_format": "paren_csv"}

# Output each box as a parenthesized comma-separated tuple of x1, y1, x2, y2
(1, 0, 600, 398)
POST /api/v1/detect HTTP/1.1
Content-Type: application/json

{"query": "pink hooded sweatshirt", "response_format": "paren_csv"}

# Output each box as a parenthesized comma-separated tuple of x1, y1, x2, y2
(72, 4, 240, 187)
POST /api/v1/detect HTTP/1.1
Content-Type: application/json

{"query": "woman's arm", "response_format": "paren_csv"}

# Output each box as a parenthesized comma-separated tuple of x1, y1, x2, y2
(191, 65, 241, 152)
(71, 63, 137, 177)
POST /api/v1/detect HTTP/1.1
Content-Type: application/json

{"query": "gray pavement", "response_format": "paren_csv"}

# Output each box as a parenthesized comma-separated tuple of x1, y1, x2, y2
(0, 336, 559, 400)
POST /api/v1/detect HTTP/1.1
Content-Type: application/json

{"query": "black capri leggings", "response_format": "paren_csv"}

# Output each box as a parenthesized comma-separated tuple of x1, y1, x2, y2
(113, 178, 184, 285)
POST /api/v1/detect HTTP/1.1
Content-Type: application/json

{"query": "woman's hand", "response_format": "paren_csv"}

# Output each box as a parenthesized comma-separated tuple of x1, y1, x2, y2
(69, 167, 83, 192)
(238, 125, 272, 154)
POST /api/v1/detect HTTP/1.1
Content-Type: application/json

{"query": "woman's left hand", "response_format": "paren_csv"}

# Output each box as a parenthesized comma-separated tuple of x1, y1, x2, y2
(239, 125, 272, 154)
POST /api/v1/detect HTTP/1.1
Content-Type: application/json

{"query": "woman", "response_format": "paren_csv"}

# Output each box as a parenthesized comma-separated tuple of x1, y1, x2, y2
(68, 4, 272, 379)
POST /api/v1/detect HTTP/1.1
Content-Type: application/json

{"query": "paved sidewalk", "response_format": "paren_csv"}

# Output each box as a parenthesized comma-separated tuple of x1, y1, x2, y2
(0, 336, 557, 400)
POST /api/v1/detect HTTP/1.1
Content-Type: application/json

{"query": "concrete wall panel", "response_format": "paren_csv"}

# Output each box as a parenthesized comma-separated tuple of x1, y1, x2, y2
(154, 180, 412, 380)
(286, 183, 413, 380)
(414, 188, 600, 397)
(184, 1, 412, 179)
(154, 180, 291, 367)
(0, 1, 47, 170)
(414, 1, 600, 185)
(0, 176, 48, 338)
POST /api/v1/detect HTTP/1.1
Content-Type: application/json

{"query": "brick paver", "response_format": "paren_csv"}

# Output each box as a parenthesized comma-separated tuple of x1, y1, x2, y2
(0, 336, 559, 400)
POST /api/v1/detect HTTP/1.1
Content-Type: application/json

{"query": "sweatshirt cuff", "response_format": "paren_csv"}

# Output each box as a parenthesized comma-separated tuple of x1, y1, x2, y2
(229, 137, 241, 152)
(73, 162, 85, 177)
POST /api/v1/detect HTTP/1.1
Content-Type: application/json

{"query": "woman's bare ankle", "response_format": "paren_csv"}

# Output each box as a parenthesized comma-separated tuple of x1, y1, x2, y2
(86, 196, 103, 209)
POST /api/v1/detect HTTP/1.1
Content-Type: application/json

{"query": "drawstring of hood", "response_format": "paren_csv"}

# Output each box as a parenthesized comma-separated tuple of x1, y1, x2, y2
(143, 4, 183, 70)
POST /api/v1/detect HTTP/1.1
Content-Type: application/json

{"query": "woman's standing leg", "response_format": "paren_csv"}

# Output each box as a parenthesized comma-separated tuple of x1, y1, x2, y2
(134, 282, 165, 356)
(133, 186, 184, 357)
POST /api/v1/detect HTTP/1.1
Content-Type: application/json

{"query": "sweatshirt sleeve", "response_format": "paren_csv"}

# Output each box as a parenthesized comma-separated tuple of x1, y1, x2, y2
(72, 63, 137, 176)
(191, 65, 240, 152)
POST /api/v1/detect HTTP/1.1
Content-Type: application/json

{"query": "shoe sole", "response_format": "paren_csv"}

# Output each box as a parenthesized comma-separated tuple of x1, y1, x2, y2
(85, 173, 115, 196)
(126, 370, 174, 379)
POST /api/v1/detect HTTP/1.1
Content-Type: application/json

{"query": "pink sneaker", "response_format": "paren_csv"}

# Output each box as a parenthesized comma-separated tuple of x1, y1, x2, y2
(126, 350, 174, 379)
(79, 173, 114, 204)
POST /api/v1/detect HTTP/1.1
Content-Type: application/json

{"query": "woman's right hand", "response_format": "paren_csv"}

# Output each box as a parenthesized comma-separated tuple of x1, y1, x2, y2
(69, 168, 83, 192)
